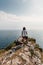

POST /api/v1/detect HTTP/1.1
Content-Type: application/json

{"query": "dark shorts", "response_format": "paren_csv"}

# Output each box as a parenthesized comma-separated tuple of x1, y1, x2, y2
(23, 36, 28, 39)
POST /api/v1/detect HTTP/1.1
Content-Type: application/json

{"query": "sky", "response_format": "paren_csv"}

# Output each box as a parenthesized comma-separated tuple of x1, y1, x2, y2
(0, 0, 43, 30)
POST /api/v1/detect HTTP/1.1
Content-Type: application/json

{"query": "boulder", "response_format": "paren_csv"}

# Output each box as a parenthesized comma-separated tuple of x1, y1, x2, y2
(34, 51, 41, 59)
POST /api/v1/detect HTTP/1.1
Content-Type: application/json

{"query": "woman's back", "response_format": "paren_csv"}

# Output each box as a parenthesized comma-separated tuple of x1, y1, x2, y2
(22, 27, 28, 37)
(22, 30, 27, 37)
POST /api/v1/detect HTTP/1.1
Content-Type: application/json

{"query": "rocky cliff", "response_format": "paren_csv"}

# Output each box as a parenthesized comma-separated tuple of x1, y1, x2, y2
(0, 37, 43, 65)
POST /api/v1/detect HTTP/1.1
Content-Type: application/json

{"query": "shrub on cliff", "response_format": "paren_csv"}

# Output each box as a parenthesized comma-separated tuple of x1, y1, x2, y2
(5, 42, 16, 51)
(35, 44, 40, 49)
(39, 47, 43, 52)
(28, 38, 36, 43)
(5, 44, 12, 50)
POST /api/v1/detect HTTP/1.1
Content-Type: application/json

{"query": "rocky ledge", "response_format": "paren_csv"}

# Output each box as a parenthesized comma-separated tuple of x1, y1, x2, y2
(0, 37, 43, 65)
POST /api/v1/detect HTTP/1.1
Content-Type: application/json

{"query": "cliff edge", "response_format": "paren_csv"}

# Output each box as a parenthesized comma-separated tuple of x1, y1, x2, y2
(0, 37, 43, 65)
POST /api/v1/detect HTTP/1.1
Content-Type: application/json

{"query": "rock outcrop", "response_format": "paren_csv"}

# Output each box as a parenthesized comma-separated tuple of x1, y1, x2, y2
(0, 37, 43, 65)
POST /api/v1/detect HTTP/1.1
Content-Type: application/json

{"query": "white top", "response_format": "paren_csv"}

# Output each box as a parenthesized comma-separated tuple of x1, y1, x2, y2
(22, 30, 28, 37)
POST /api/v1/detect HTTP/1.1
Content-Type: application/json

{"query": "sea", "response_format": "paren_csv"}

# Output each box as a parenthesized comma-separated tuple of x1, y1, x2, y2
(0, 30, 43, 49)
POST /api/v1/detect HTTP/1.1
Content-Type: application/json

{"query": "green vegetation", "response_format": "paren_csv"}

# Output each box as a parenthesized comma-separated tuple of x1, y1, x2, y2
(5, 42, 16, 51)
(28, 38, 36, 43)
(39, 47, 43, 52)
(35, 44, 43, 52)
(35, 44, 40, 49)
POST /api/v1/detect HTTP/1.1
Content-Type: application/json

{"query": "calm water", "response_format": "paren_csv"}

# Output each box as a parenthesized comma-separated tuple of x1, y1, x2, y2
(0, 30, 43, 49)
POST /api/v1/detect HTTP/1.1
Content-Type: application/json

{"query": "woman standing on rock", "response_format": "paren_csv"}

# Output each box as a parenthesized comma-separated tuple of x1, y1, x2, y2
(17, 27, 28, 44)
(22, 27, 28, 42)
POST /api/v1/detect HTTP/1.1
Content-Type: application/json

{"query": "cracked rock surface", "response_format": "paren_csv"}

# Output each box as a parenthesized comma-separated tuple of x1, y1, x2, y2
(0, 39, 43, 65)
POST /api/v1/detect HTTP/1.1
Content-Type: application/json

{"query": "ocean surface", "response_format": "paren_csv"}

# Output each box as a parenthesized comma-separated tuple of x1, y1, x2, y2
(0, 30, 43, 49)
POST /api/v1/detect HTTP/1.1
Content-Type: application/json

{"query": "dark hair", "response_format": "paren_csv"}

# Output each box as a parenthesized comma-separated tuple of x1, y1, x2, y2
(23, 27, 26, 30)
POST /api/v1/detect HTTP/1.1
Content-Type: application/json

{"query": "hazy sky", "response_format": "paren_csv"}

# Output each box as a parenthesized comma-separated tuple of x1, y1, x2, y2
(0, 0, 43, 30)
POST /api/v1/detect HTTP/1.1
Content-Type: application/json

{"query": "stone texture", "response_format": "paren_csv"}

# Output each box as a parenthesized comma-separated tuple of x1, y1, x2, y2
(0, 38, 43, 65)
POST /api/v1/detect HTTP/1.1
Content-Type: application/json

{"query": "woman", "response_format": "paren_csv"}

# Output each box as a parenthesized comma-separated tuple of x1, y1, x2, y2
(22, 27, 28, 40)
(17, 27, 28, 44)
